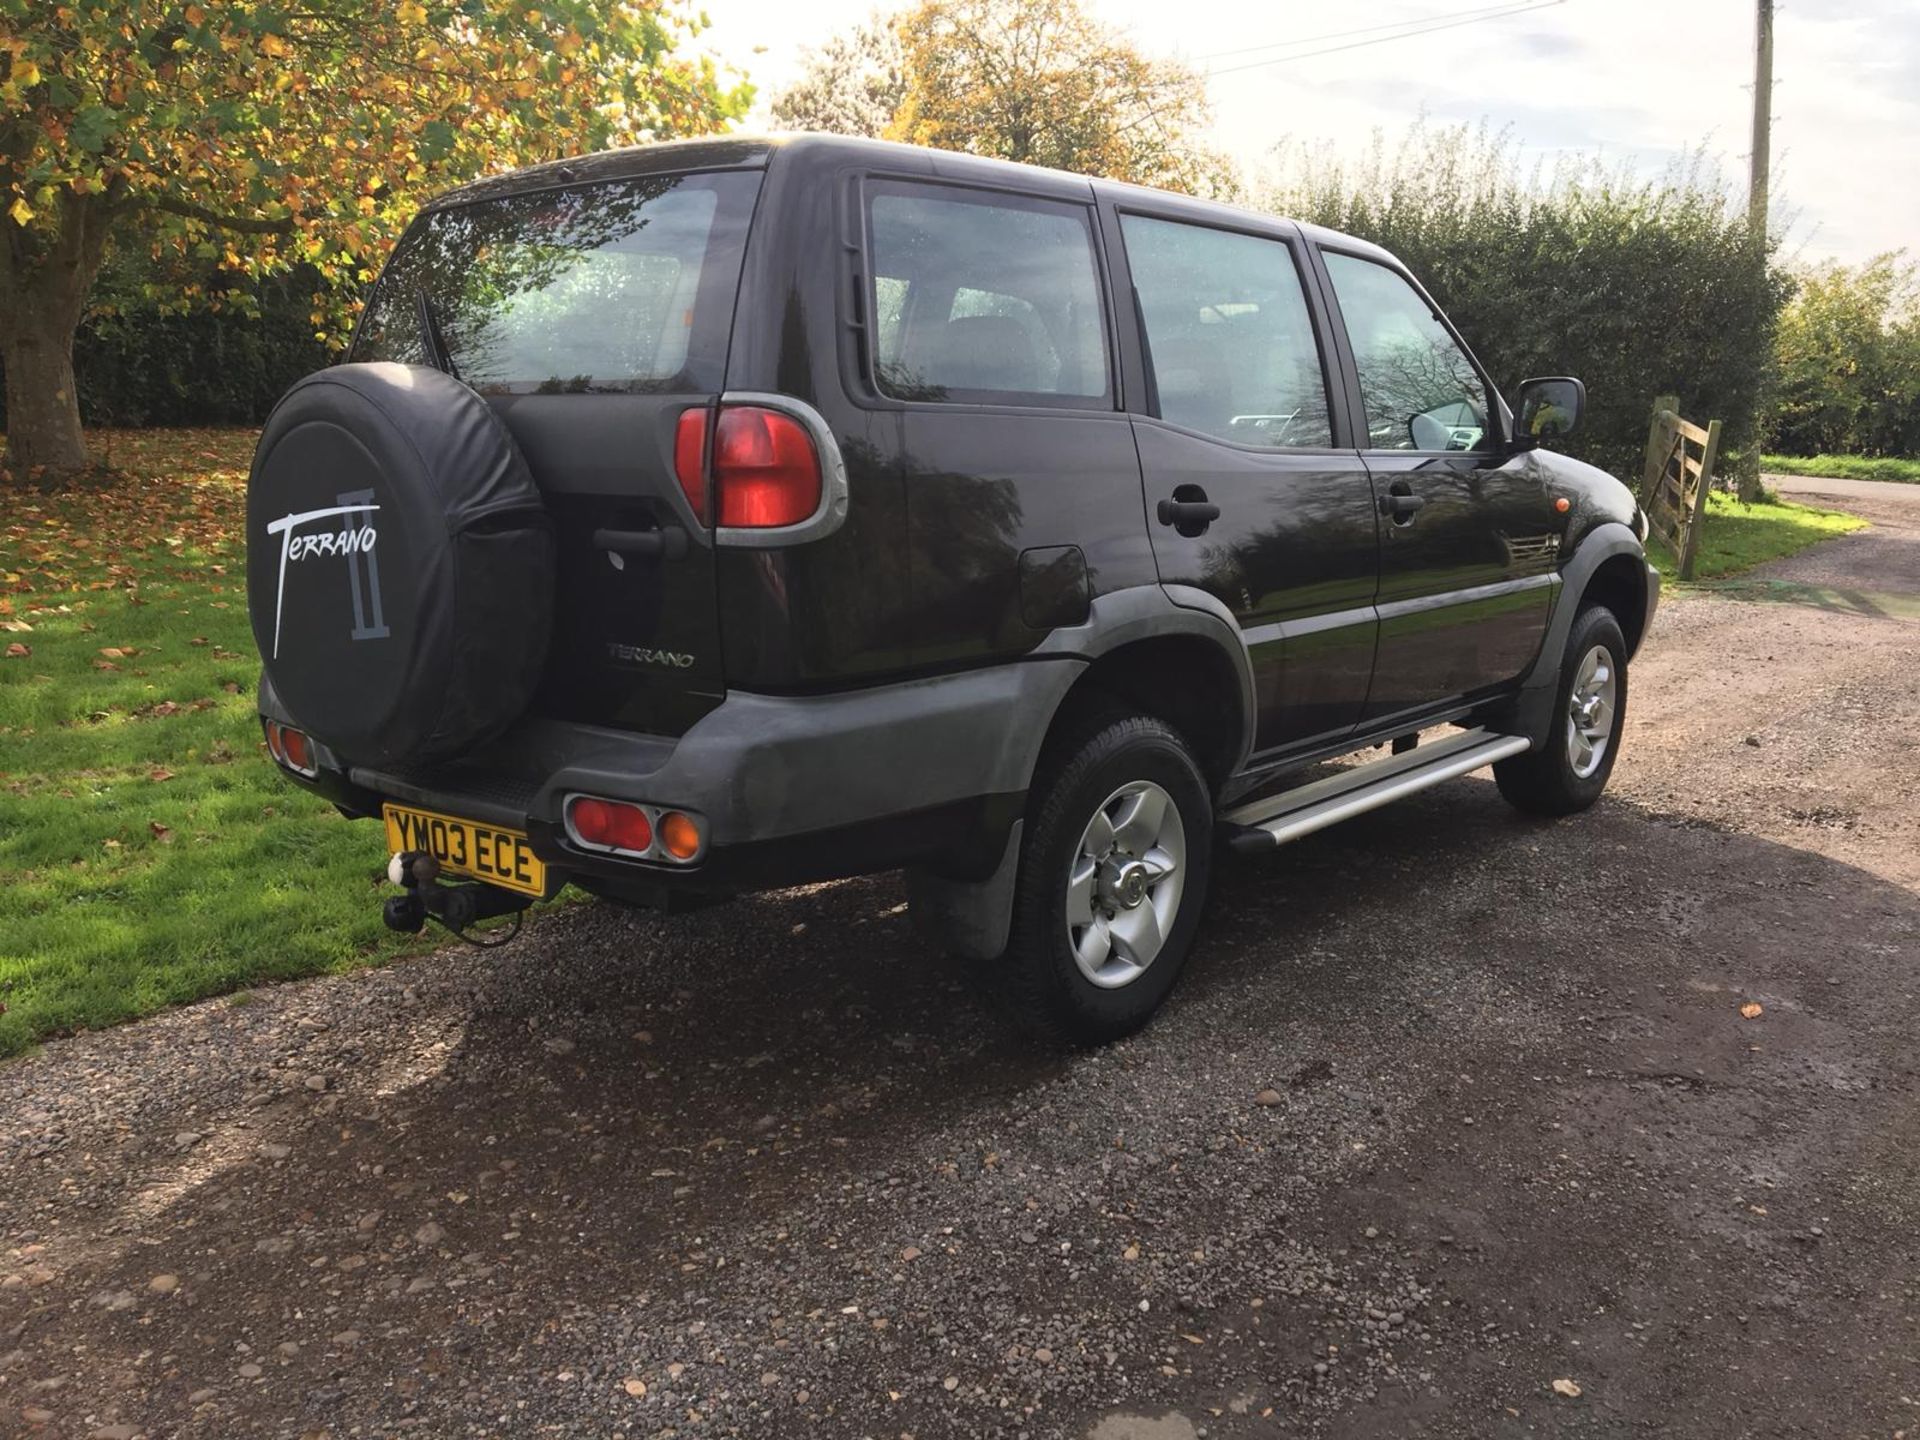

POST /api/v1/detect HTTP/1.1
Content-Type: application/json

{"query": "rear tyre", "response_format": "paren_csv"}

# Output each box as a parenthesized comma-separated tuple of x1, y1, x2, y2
(1494, 603, 1628, 817)
(997, 711, 1213, 1045)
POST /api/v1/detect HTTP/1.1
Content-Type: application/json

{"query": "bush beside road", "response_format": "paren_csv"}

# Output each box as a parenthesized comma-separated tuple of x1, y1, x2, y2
(1763, 453, 1920, 485)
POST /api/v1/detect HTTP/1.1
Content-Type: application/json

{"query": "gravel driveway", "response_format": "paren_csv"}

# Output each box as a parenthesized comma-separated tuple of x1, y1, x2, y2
(5, 479, 1918, 1440)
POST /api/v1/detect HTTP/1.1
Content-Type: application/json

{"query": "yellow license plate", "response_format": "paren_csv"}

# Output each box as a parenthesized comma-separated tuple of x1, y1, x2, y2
(383, 804, 549, 898)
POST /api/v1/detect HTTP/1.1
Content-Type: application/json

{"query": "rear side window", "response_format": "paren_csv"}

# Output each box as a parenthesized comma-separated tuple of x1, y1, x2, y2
(354, 171, 760, 395)
(1122, 216, 1334, 448)
(1321, 251, 1490, 452)
(865, 182, 1109, 406)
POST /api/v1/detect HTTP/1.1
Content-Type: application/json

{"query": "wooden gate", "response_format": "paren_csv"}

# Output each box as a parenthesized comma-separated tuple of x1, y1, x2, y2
(1639, 403, 1723, 581)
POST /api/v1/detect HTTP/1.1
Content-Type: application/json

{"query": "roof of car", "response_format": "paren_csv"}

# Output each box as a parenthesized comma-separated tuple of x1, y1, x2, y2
(420, 132, 1401, 267)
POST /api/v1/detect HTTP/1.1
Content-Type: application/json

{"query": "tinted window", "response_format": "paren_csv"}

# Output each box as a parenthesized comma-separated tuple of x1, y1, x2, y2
(867, 185, 1108, 404)
(1123, 216, 1333, 447)
(1322, 251, 1489, 451)
(355, 171, 759, 394)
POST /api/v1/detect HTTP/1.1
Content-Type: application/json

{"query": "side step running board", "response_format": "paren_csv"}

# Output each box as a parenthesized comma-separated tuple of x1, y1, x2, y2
(1220, 728, 1532, 852)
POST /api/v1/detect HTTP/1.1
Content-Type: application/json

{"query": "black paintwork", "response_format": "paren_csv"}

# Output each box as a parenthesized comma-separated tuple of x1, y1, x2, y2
(314, 133, 1648, 893)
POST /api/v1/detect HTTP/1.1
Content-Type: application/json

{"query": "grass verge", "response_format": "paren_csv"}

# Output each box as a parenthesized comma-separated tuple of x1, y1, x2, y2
(0, 430, 445, 1058)
(1762, 453, 1920, 484)
(1651, 490, 1868, 582)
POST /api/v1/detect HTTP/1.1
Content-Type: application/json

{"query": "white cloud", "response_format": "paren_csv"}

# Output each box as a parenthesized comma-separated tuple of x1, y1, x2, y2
(695, 0, 1920, 264)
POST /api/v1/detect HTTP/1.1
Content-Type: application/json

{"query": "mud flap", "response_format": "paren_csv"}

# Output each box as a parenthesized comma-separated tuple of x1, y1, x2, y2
(907, 820, 1023, 962)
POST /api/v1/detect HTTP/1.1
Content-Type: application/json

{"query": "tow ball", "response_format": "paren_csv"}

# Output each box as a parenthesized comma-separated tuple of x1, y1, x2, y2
(382, 850, 531, 940)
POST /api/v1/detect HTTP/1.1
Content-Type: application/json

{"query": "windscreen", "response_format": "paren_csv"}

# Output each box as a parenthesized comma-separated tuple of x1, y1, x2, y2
(353, 170, 760, 395)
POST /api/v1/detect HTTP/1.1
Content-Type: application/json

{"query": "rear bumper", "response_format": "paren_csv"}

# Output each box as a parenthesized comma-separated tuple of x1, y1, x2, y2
(260, 658, 1081, 898)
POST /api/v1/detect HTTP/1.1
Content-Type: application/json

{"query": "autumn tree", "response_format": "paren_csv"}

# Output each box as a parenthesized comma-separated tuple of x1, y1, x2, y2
(889, 0, 1234, 195)
(0, 0, 749, 483)
(1770, 254, 1920, 458)
(770, 15, 905, 139)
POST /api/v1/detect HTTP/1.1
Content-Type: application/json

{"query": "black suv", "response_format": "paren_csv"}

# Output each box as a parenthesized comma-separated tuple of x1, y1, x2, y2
(246, 134, 1658, 1042)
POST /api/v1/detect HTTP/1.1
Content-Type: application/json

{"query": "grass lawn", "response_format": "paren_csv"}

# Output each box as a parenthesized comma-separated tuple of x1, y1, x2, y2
(0, 429, 441, 1058)
(1762, 453, 1920, 484)
(1651, 490, 1868, 582)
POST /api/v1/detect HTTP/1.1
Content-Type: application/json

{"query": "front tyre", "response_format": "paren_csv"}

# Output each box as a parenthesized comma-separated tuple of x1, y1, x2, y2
(998, 712, 1214, 1044)
(1495, 603, 1629, 816)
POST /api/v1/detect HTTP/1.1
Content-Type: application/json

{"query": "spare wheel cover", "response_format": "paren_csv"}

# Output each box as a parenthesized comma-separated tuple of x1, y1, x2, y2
(246, 362, 554, 768)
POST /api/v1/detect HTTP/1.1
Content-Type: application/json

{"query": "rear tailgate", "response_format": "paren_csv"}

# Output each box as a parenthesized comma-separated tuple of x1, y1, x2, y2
(352, 166, 763, 738)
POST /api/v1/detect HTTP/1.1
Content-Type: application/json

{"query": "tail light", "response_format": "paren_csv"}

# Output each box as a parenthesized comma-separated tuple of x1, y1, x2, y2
(568, 797, 653, 855)
(564, 795, 704, 865)
(712, 405, 821, 529)
(673, 408, 708, 521)
(657, 811, 702, 862)
(265, 721, 318, 778)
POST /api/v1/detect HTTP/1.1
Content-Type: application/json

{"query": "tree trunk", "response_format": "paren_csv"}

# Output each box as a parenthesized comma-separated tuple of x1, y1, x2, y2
(1, 309, 90, 478)
(0, 189, 115, 484)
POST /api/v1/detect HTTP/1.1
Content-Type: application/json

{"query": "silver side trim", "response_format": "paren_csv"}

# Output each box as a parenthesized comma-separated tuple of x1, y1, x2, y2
(1223, 727, 1530, 848)
(1240, 602, 1376, 650)
(1376, 571, 1557, 622)
(713, 391, 851, 549)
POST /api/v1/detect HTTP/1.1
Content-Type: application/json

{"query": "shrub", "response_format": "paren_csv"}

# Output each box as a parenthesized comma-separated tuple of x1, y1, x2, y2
(1767, 255, 1920, 459)
(1258, 123, 1791, 488)
(0, 250, 341, 432)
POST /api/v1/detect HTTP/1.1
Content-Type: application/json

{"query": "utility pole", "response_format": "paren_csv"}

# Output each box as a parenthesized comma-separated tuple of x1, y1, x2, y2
(1749, 0, 1773, 238)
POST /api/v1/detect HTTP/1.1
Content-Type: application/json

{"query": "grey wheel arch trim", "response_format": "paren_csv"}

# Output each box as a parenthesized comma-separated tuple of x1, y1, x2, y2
(1527, 523, 1650, 684)
(1030, 582, 1258, 777)
(1511, 522, 1654, 753)
(908, 583, 1254, 963)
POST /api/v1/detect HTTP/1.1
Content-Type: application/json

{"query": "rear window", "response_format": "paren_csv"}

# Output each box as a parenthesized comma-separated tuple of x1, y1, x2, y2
(354, 170, 760, 395)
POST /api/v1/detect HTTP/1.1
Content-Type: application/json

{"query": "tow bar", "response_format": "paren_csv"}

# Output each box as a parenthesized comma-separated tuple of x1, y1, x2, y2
(382, 850, 531, 946)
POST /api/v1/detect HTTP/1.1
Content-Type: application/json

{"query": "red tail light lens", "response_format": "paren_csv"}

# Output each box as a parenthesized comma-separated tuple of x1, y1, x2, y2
(712, 406, 822, 528)
(674, 408, 708, 521)
(567, 797, 654, 854)
(279, 726, 313, 772)
(266, 721, 318, 777)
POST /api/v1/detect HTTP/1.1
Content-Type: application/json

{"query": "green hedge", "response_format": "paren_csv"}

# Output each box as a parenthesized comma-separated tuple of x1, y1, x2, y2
(0, 264, 339, 431)
(1762, 452, 1920, 484)
(1261, 125, 1790, 488)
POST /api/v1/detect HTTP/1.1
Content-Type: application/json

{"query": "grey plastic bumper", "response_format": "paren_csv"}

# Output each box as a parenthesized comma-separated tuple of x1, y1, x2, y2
(265, 657, 1087, 848)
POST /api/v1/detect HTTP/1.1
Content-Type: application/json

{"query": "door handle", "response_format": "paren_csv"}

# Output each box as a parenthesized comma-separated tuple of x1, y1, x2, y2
(1378, 482, 1427, 523)
(1157, 485, 1220, 537)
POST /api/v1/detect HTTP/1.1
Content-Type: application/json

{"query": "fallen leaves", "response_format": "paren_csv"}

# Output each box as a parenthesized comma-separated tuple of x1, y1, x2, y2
(4, 642, 27, 658)
(150, 821, 174, 843)
(1551, 1378, 1583, 1398)
(2, 431, 252, 604)
(149, 768, 176, 782)
(621, 1378, 647, 1398)
(1740, 1002, 1764, 1019)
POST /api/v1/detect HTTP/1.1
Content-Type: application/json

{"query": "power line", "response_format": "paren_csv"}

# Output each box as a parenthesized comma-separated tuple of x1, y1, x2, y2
(1206, 0, 1568, 76)
(1194, 0, 1558, 64)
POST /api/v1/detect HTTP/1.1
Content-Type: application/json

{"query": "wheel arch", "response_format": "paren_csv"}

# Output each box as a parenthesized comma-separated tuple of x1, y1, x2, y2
(1029, 584, 1255, 792)
(908, 584, 1253, 962)
(1581, 551, 1654, 657)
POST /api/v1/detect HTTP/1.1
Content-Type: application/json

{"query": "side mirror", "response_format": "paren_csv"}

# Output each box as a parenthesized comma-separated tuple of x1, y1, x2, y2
(1513, 376, 1585, 445)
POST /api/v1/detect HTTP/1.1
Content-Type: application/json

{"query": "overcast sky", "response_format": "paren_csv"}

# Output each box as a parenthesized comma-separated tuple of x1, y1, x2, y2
(695, 0, 1920, 266)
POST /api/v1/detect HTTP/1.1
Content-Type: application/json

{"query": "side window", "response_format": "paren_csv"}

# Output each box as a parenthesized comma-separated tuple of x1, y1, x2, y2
(1322, 252, 1490, 452)
(867, 184, 1109, 405)
(1120, 215, 1333, 448)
